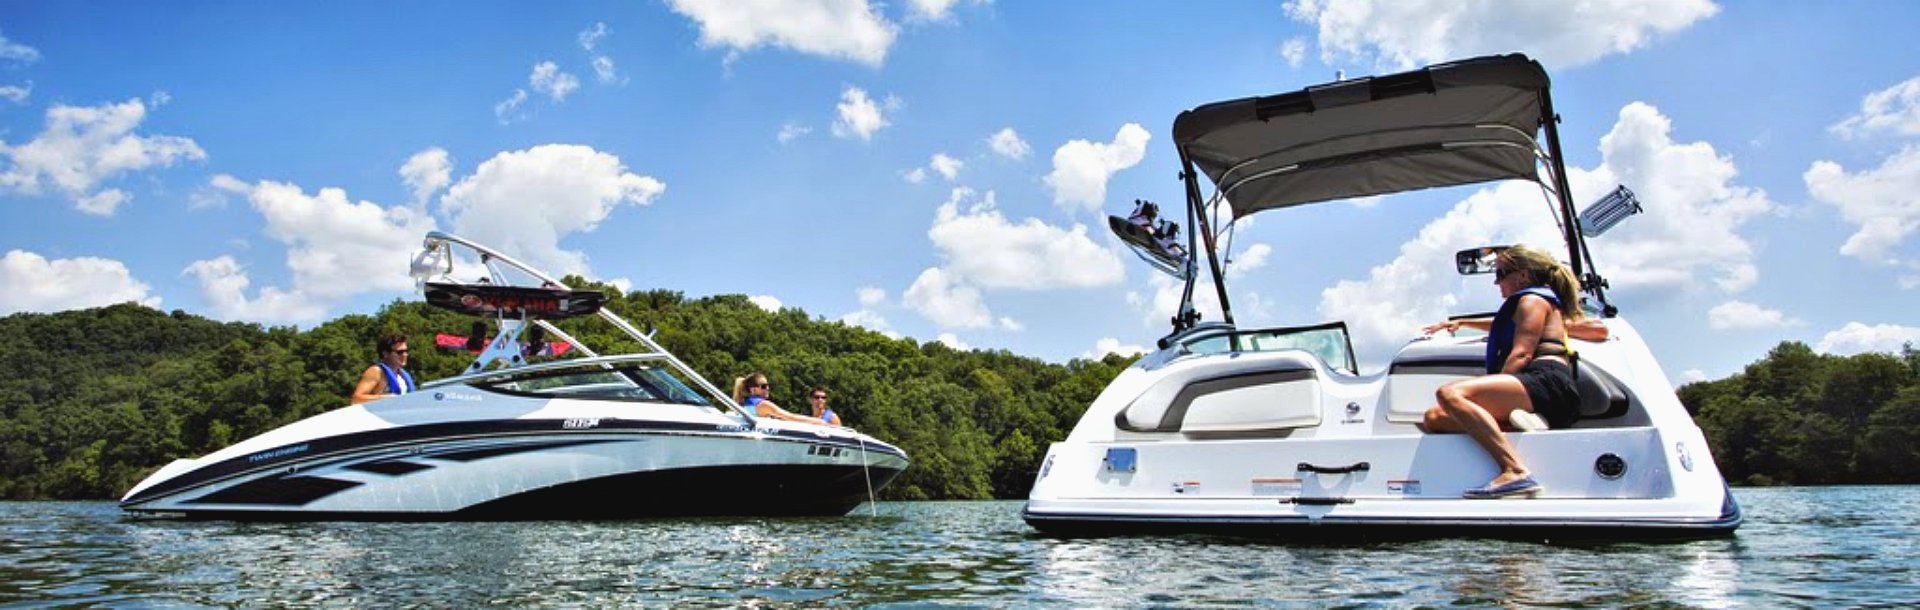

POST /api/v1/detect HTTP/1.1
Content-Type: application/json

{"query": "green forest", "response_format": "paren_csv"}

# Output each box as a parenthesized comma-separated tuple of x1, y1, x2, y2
(1, 287, 1915, 501)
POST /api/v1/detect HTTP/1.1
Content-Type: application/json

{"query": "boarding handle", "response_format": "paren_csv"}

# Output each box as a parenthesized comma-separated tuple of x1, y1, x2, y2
(1296, 461, 1370, 475)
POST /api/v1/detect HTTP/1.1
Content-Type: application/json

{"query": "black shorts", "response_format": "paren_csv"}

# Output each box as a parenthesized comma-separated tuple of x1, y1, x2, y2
(1514, 358, 1580, 429)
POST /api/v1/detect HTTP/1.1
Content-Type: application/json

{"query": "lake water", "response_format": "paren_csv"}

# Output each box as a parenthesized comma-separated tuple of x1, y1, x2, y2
(2, 486, 1915, 608)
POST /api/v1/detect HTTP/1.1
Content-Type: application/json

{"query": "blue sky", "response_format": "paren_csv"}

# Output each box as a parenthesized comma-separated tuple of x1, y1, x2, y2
(2, 1, 1917, 383)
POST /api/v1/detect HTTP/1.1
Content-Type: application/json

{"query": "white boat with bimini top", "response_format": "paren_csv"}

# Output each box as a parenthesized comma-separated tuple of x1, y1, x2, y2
(1023, 54, 1740, 540)
(121, 231, 909, 520)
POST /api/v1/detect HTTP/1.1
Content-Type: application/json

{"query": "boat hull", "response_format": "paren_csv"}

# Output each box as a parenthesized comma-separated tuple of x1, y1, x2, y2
(122, 423, 908, 521)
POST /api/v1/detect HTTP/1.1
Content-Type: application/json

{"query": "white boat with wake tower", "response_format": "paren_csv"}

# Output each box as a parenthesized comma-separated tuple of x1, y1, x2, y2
(1023, 54, 1739, 539)
(121, 231, 908, 520)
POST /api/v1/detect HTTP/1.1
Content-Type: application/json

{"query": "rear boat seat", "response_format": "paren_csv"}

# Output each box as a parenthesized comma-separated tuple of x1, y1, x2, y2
(1383, 339, 1632, 426)
(1116, 351, 1324, 434)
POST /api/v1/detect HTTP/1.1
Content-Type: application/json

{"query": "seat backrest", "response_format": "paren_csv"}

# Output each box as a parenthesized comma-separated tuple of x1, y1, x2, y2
(1574, 360, 1631, 419)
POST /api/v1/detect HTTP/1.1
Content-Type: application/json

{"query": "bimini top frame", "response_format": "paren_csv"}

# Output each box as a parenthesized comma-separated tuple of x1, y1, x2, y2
(408, 230, 759, 423)
(1168, 53, 1612, 330)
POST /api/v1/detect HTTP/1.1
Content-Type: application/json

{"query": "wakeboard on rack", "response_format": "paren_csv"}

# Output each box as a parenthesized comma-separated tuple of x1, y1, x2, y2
(1109, 199, 1191, 279)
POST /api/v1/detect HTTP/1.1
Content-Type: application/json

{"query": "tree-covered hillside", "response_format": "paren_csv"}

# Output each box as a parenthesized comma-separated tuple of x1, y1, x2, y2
(1679, 341, 1920, 485)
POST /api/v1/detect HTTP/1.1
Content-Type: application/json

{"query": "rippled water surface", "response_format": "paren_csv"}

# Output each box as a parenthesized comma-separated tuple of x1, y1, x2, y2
(3, 487, 1917, 608)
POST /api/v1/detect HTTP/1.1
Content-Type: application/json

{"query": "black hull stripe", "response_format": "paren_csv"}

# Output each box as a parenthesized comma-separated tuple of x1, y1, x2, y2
(125, 419, 907, 506)
(130, 464, 906, 521)
(180, 439, 625, 507)
(185, 474, 362, 506)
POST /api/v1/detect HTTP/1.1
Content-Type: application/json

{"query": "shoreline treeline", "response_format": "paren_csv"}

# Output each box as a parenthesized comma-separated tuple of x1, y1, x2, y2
(1, 291, 1914, 500)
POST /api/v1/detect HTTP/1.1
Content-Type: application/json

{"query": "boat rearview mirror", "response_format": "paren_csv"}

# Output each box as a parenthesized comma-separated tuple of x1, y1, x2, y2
(1454, 245, 1509, 275)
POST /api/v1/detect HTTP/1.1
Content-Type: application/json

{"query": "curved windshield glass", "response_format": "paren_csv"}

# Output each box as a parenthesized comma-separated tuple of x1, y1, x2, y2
(473, 359, 717, 406)
(1179, 322, 1358, 375)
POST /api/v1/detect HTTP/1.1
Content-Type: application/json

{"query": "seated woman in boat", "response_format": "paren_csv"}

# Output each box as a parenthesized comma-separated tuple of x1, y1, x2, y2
(1417, 245, 1585, 499)
(731, 372, 829, 425)
(807, 385, 843, 427)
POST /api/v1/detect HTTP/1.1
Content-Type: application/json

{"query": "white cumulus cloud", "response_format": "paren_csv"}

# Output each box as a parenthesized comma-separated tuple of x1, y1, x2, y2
(839, 309, 897, 338)
(1816, 322, 1920, 356)
(857, 286, 886, 306)
(987, 127, 1031, 160)
(1830, 75, 1920, 139)
(929, 153, 963, 181)
(1085, 337, 1147, 360)
(181, 256, 327, 323)
(494, 89, 529, 124)
(399, 147, 452, 208)
(529, 61, 580, 102)
(1317, 102, 1773, 359)
(0, 98, 206, 216)
(1706, 300, 1798, 331)
(778, 123, 813, 143)
(1279, 37, 1308, 68)
(441, 144, 666, 280)
(748, 294, 783, 311)
(1283, 0, 1719, 69)
(1044, 123, 1150, 213)
(579, 23, 622, 85)
(1804, 145, 1920, 266)
(904, 266, 992, 329)
(1228, 243, 1274, 278)
(831, 86, 894, 141)
(210, 176, 437, 304)
(665, 0, 898, 67)
(934, 332, 971, 350)
(0, 30, 38, 64)
(928, 188, 1125, 290)
(906, 0, 984, 23)
(0, 82, 29, 104)
(0, 250, 159, 314)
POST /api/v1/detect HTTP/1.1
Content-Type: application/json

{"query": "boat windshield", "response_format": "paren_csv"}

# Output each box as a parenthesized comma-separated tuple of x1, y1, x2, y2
(472, 359, 717, 407)
(1179, 322, 1358, 375)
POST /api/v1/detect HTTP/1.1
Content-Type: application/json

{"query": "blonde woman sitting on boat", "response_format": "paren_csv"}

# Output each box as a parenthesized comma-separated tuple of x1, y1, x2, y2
(1418, 245, 1586, 499)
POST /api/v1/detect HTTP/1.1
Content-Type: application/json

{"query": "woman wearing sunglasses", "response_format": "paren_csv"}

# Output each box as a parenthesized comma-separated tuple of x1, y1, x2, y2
(1419, 245, 1588, 499)
(806, 386, 843, 427)
(730, 372, 828, 425)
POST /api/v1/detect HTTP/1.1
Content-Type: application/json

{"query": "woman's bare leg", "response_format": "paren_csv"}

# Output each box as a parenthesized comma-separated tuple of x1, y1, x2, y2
(1435, 375, 1536, 486)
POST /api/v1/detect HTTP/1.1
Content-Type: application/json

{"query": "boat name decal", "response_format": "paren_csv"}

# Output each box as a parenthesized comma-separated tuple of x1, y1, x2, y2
(562, 418, 601, 430)
(248, 444, 309, 463)
(434, 391, 483, 402)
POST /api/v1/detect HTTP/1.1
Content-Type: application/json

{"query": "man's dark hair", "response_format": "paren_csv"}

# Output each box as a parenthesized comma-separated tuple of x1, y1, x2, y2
(376, 333, 408, 355)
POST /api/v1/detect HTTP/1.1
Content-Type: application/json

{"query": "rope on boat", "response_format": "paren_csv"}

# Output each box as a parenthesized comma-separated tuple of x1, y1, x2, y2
(858, 434, 878, 517)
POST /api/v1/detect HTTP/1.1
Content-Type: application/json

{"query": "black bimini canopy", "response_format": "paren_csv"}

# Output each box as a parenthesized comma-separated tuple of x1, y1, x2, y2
(1173, 54, 1551, 219)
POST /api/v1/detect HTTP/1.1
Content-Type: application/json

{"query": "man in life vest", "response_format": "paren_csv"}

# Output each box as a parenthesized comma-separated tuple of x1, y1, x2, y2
(351, 333, 416, 404)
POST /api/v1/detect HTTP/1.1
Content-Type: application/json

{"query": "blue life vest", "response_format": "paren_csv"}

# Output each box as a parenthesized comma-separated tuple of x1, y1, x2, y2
(742, 395, 764, 411)
(1486, 286, 1561, 374)
(377, 362, 415, 395)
